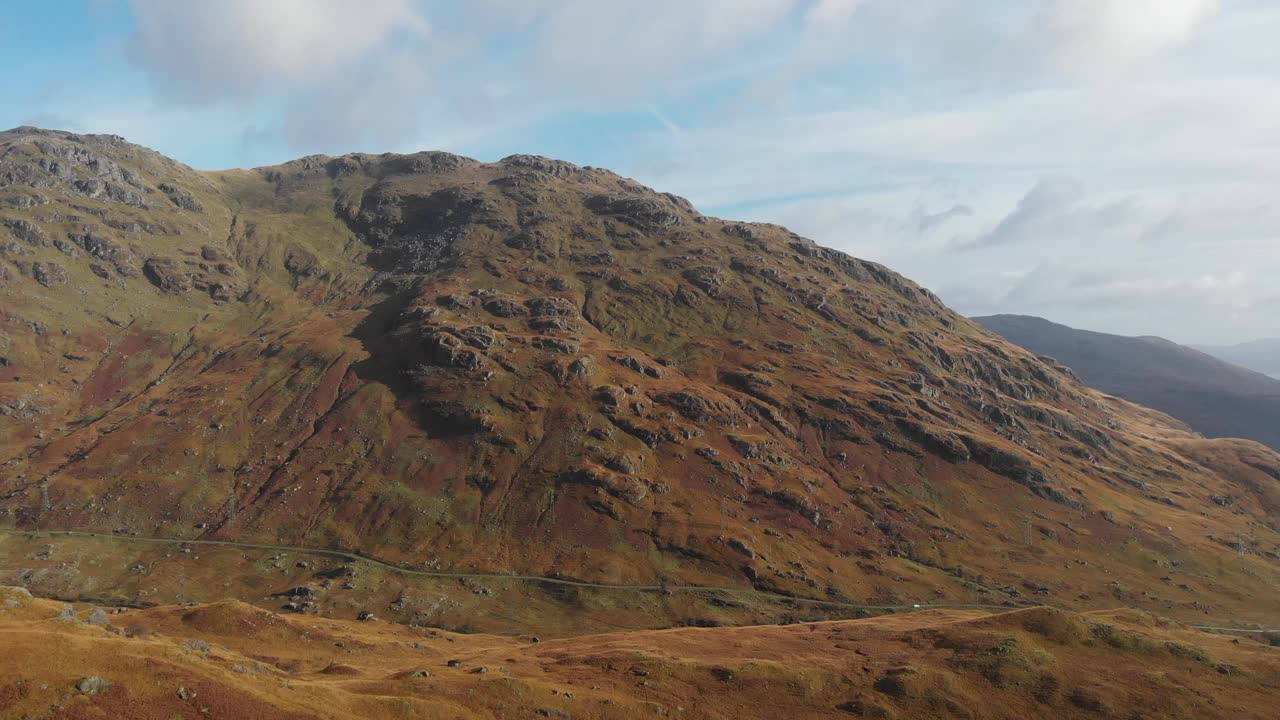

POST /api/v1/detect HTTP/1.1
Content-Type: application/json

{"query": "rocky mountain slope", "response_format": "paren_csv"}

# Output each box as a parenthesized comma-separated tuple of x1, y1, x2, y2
(1, 127, 1279, 627)
(1196, 338, 1280, 380)
(974, 314, 1280, 453)
(3, 586, 1278, 720)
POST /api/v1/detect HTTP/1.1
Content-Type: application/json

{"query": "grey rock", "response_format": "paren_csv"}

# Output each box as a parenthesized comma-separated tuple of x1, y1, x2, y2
(532, 336, 579, 354)
(2, 217, 45, 245)
(159, 183, 205, 213)
(567, 357, 592, 378)
(584, 194, 683, 231)
(682, 266, 725, 296)
(499, 154, 584, 178)
(76, 676, 111, 695)
(0, 193, 49, 209)
(425, 331, 486, 371)
(728, 538, 756, 559)
(605, 456, 640, 474)
(183, 638, 210, 653)
(615, 356, 663, 378)
(595, 385, 625, 407)
(31, 261, 68, 287)
(525, 296, 579, 318)
(143, 257, 193, 293)
(0, 239, 32, 258)
(71, 179, 147, 207)
(53, 238, 78, 257)
(85, 607, 112, 627)
(483, 298, 524, 317)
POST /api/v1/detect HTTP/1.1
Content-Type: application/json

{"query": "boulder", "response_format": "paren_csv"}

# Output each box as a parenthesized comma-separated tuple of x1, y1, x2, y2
(483, 298, 525, 317)
(85, 607, 112, 627)
(76, 676, 111, 695)
(143, 257, 192, 293)
(1, 217, 45, 245)
(683, 266, 725, 296)
(584, 194, 683, 231)
(32, 261, 67, 287)
(525, 296, 579, 318)
(159, 182, 204, 212)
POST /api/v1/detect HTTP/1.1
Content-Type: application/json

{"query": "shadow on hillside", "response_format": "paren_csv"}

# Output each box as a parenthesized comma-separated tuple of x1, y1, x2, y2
(348, 283, 420, 406)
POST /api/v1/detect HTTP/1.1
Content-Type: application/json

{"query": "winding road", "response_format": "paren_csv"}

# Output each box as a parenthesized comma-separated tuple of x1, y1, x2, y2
(1, 527, 1274, 634)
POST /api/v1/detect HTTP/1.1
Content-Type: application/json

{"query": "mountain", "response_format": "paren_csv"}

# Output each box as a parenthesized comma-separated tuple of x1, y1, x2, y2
(4, 585, 1278, 719)
(1196, 338, 1280, 380)
(1, 127, 1279, 637)
(973, 314, 1280, 453)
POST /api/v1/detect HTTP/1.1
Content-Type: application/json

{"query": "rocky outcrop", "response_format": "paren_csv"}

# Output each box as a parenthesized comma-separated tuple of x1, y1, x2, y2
(143, 257, 193, 293)
(31, 261, 67, 287)
(584, 194, 684, 231)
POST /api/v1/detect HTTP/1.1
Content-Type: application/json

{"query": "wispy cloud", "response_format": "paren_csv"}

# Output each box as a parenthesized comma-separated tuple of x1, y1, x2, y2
(952, 177, 1140, 252)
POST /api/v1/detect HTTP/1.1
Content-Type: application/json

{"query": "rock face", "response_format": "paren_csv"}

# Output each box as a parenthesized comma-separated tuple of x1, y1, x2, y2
(0, 127, 1278, 618)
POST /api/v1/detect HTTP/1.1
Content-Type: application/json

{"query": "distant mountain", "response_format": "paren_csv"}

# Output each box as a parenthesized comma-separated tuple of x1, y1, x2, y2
(974, 314, 1280, 452)
(1195, 338, 1280, 380)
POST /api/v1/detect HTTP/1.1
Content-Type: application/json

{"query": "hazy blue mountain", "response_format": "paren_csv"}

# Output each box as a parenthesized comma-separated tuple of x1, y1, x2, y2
(975, 314, 1280, 452)
(1194, 338, 1280, 380)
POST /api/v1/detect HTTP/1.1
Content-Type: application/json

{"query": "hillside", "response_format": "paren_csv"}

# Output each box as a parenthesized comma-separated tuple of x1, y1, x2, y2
(974, 314, 1280, 453)
(1, 127, 1279, 633)
(3, 586, 1278, 719)
(1197, 338, 1280, 380)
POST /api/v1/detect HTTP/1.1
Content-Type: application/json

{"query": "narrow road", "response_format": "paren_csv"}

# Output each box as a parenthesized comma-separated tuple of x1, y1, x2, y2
(1, 527, 1274, 633)
(0, 528, 995, 611)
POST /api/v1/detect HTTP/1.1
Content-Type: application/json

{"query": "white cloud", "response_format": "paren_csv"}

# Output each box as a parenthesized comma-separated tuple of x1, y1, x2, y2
(1045, 0, 1220, 71)
(125, 0, 438, 154)
(806, 0, 864, 26)
(1006, 267, 1252, 310)
(127, 0, 429, 101)
(282, 49, 438, 151)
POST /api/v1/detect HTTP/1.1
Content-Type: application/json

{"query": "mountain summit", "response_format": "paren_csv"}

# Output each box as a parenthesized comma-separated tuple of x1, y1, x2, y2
(1, 128, 1278, 624)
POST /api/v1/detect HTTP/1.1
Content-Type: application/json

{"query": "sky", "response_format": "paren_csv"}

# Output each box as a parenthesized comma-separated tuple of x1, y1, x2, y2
(2, 0, 1278, 345)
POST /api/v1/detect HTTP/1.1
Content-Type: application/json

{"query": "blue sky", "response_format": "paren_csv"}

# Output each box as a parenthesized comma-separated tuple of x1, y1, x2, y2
(4, 0, 1279, 344)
